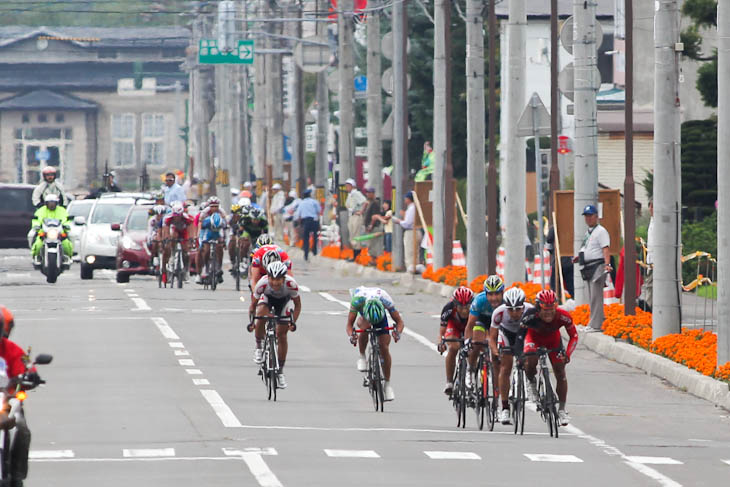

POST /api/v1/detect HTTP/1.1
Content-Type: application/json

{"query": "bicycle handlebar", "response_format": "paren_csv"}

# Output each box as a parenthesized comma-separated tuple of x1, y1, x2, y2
(522, 346, 564, 357)
(355, 326, 395, 333)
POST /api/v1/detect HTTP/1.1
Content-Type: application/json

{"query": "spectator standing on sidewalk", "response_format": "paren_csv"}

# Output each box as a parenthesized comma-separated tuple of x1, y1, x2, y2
(270, 183, 286, 241)
(393, 191, 416, 272)
(363, 187, 384, 257)
(374, 200, 393, 253)
(295, 189, 321, 261)
(573, 204, 611, 332)
(344, 178, 367, 261)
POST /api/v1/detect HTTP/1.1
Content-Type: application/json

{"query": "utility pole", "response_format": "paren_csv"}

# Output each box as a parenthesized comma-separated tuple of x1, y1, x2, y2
(338, 0, 355, 182)
(366, 1, 383, 199)
(315, 0, 329, 214)
(623, 0, 636, 314)
(718, 0, 730, 366)
(504, 0, 527, 285)
(433, 0, 453, 269)
(465, 0, 486, 280)
(549, 0, 559, 211)
(486, 0, 498, 275)
(252, 0, 267, 182)
(268, 7, 284, 185)
(239, 0, 251, 183)
(572, 0, 599, 303)
(294, 1, 306, 193)
(652, 0, 682, 338)
(392, 0, 408, 270)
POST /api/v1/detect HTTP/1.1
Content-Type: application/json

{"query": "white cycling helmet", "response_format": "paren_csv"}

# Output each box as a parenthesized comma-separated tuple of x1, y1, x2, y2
(45, 194, 60, 203)
(261, 249, 281, 269)
(266, 261, 288, 279)
(503, 287, 526, 309)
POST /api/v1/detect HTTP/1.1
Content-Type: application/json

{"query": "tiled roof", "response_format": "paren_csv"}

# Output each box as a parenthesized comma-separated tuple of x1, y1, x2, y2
(0, 26, 190, 49)
(0, 89, 98, 110)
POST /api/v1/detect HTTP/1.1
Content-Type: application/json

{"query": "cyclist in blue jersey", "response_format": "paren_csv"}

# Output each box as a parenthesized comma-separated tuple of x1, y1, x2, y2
(464, 275, 505, 388)
(345, 287, 405, 401)
(196, 196, 227, 284)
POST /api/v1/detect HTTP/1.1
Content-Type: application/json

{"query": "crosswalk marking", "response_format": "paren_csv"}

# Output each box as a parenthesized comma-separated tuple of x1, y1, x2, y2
(169, 342, 185, 348)
(324, 449, 380, 458)
(626, 456, 683, 465)
(524, 454, 584, 463)
(186, 368, 203, 375)
(193, 378, 210, 385)
(299, 285, 311, 292)
(123, 448, 175, 458)
(29, 450, 75, 459)
(174, 350, 190, 356)
(424, 451, 481, 460)
(179, 359, 195, 366)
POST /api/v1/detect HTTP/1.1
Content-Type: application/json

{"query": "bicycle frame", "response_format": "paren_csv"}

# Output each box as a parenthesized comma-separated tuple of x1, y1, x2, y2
(526, 347, 562, 438)
(442, 337, 468, 428)
(356, 326, 394, 413)
(254, 315, 292, 401)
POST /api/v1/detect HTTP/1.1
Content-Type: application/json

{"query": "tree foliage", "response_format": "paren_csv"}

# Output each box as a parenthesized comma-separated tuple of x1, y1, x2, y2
(681, 119, 718, 221)
(681, 0, 718, 107)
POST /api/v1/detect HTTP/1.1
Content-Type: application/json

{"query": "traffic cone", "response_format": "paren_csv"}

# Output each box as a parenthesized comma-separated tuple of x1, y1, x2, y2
(426, 249, 433, 266)
(452, 241, 466, 266)
(496, 247, 506, 279)
(603, 274, 619, 304)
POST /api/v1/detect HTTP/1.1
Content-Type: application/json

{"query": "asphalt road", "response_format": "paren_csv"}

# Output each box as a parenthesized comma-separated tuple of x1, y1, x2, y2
(1, 248, 728, 487)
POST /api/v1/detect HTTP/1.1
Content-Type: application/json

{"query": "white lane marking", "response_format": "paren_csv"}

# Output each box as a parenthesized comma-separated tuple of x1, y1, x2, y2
(186, 369, 203, 375)
(430, 314, 441, 318)
(524, 454, 583, 463)
(169, 342, 185, 348)
(193, 379, 210, 385)
(31, 456, 239, 463)
(29, 450, 75, 459)
(88, 296, 95, 302)
(3, 272, 31, 279)
(152, 317, 180, 340)
(299, 285, 311, 292)
(128, 293, 139, 298)
(324, 449, 379, 458)
(722, 459, 730, 466)
(236, 424, 564, 435)
(123, 448, 175, 458)
(130, 297, 151, 311)
(318, 292, 438, 352)
(240, 453, 284, 487)
(174, 350, 190, 356)
(563, 424, 683, 487)
(179, 359, 195, 366)
(688, 438, 712, 442)
(124, 288, 135, 293)
(424, 451, 481, 460)
(240, 296, 246, 303)
(626, 456, 683, 465)
(200, 390, 243, 428)
(223, 448, 278, 456)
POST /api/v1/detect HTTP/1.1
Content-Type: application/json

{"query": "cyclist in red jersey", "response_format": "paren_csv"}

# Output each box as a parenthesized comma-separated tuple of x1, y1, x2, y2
(162, 201, 194, 282)
(436, 287, 474, 395)
(520, 289, 578, 426)
(249, 243, 292, 287)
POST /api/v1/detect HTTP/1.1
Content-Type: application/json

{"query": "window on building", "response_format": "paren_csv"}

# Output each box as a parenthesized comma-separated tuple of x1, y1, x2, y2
(38, 113, 47, 123)
(21, 114, 29, 124)
(142, 113, 165, 166)
(111, 113, 135, 167)
(55, 113, 65, 123)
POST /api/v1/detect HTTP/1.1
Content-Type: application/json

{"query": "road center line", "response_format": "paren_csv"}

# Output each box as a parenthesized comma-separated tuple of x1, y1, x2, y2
(29, 450, 75, 459)
(299, 285, 311, 292)
(324, 449, 379, 458)
(424, 451, 481, 460)
(130, 297, 151, 311)
(240, 452, 284, 487)
(123, 448, 175, 458)
(151, 317, 180, 340)
(200, 390, 243, 428)
(524, 454, 583, 463)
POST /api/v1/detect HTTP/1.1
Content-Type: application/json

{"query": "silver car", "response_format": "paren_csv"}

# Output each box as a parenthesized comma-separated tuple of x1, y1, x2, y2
(66, 199, 94, 261)
(77, 198, 136, 280)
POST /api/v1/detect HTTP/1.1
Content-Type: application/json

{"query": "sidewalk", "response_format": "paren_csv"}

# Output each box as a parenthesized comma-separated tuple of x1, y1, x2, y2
(297, 249, 730, 411)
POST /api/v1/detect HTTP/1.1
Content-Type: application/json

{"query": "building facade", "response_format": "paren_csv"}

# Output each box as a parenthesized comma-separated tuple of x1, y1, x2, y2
(0, 26, 190, 194)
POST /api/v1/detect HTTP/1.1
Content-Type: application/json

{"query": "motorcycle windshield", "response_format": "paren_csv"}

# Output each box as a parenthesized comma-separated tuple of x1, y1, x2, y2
(43, 218, 61, 227)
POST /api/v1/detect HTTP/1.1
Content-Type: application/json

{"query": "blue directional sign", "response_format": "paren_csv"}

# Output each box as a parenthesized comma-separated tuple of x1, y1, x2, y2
(354, 75, 367, 93)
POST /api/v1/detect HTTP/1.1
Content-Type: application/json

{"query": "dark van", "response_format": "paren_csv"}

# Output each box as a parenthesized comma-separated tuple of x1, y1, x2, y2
(0, 183, 35, 248)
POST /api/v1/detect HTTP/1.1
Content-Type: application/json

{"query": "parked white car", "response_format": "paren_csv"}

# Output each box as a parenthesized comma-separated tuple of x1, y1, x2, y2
(77, 197, 136, 280)
(66, 199, 94, 262)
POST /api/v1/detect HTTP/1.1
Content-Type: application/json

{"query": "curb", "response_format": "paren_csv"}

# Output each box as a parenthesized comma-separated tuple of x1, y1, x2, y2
(297, 249, 730, 411)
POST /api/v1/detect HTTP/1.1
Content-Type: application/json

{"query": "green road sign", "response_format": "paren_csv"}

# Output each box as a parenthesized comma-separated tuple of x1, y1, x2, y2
(199, 39, 254, 65)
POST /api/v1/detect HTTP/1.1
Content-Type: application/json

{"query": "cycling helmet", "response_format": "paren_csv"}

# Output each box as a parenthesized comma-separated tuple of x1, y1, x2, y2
(250, 207, 264, 219)
(261, 249, 281, 269)
(151, 204, 166, 216)
(231, 204, 241, 214)
(45, 194, 60, 204)
(363, 299, 386, 324)
(484, 275, 505, 293)
(239, 197, 251, 207)
(152, 191, 165, 201)
(503, 287, 526, 309)
(0, 306, 15, 338)
(535, 289, 557, 309)
(256, 234, 274, 248)
(266, 261, 288, 279)
(207, 196, 221, 206)
(171, 201, 184, 215)
(41, 166, 57, 175)
(452, 286, 474, 306)
(209, 212, 223, 230)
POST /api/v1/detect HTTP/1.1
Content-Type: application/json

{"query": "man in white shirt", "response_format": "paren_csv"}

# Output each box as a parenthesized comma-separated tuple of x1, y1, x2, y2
(573, 204, 611, 331)
(393, 191, 416, 272)
(344, 178, 367, 260)
(270, 183, 286, 241)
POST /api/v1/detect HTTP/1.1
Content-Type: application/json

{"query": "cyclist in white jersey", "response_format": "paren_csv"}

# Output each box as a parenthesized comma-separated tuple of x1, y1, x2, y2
(249, 261, 301, 388)
(489, 287, 534, 424)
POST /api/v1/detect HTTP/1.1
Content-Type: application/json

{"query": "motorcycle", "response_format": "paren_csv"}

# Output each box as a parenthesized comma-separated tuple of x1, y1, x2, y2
(35, 218, 70, 284)
(0, 352, 52, 485)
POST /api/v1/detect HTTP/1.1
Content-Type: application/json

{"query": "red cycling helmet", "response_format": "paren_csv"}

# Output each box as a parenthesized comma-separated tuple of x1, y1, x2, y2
(0, 306, 15, 338)
(536, 289, 557, 309)
(452, 286, 474, 306)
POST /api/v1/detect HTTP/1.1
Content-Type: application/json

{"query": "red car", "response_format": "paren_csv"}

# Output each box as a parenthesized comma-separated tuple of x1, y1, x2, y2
(114, 205, 153, 283)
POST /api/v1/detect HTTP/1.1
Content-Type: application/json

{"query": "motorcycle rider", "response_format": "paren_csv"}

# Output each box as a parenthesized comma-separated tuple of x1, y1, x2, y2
(0, 306, 33, 487)
(31, 166, 69, 208)
(29, 194, 72, 267)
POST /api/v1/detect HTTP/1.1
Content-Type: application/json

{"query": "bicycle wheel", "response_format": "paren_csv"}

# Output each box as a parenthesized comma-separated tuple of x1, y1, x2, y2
(456, 359, 466, 428)
(210, 249, 218, 291)
(235, 248, 241, 291)
(369, 349, 382, 411)
(517, 368, 526, 435)
(157, 249, 163, 288)
(487, 359, 499, 431)
(475, 355, 486, 431)
(268, 335, 278, 401)
(176, 248, 184, 289)
(539, 367, 554, 436)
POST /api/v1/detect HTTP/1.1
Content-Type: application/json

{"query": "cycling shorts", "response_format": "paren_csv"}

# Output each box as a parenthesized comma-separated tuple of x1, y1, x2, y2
(444, 318, 467, 339)
(168, 227, 189, 241)
(258, 295, 294, 318)
(359, 316, 390, 337)
(523, 329, 564, 364)
(472, 314, 492, 333)
(497, 328, 523, 355)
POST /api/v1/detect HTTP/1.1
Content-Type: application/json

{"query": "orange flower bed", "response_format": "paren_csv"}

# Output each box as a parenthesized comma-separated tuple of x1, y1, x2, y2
(340, 248, 354, 260)
(468, 275, 487, 293)
(569, 303, 730, 382)
(355, 248, 374, 266)
(320, 244, 341, 259)
(376, 252, 393, 271)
